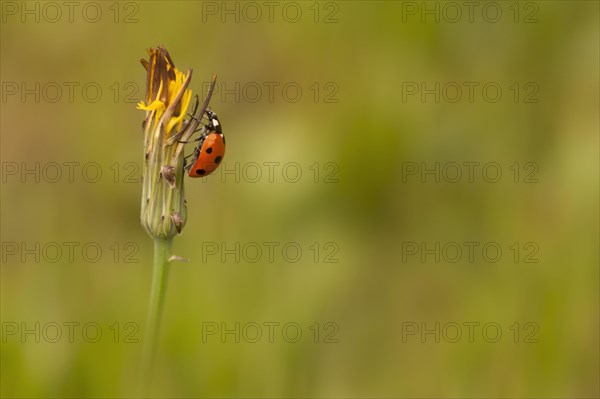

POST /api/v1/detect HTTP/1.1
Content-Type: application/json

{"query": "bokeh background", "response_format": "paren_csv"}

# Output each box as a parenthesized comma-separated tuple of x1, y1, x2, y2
(1, 1, 598, 398)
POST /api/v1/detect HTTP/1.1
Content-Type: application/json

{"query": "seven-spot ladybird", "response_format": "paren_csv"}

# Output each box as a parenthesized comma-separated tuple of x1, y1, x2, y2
(186, 110, 225, 178)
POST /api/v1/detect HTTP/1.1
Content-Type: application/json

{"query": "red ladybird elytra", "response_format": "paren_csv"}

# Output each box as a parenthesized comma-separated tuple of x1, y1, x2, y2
(187, 110, 225, 178)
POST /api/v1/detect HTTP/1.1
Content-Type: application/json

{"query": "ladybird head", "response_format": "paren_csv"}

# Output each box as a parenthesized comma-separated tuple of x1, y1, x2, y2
(205, 110, 222, 134)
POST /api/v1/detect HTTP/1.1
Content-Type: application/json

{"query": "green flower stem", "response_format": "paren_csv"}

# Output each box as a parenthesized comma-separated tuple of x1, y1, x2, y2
(140, 237, 172, 395)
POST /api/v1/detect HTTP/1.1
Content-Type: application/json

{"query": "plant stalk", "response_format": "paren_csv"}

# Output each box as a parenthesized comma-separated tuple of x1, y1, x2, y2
(140, 238, 172, 395)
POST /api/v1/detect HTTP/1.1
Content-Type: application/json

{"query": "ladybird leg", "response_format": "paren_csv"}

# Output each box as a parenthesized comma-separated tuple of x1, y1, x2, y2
(187, 103, 210, 123)
(192, 124, 207, 133)
(169, 121, 188, 143)
(177, 129, 199, 143)
(190, 130, 209, 143)
(184, 115, 210, 133)
(184, 148, 200, 171)
(178, 128, 208, 144)
(191, 134, 205, 142)
(183, 154, 194, 170)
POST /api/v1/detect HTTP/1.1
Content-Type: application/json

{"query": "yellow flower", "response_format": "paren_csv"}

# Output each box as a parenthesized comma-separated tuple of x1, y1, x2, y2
(138, 45, 217, 239)
(137, 48, 193, 137)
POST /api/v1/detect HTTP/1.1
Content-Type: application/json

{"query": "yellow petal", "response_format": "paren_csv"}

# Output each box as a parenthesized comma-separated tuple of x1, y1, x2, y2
(137, 99, 166, 112)
(166, 90, 192, 134)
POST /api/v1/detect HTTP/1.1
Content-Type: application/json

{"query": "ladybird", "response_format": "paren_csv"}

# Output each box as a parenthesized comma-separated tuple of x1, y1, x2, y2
(186, 110, 225, 178)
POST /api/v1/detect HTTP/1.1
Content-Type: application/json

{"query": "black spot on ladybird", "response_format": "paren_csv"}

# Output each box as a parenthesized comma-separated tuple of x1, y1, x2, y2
(196, 169, 206, 175)
(214, 156, 222, 164)
(206, 147, 213, 154)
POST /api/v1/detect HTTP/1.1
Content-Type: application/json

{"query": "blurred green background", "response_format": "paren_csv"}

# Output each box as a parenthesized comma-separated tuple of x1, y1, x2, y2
(1, 1, 598, 398)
